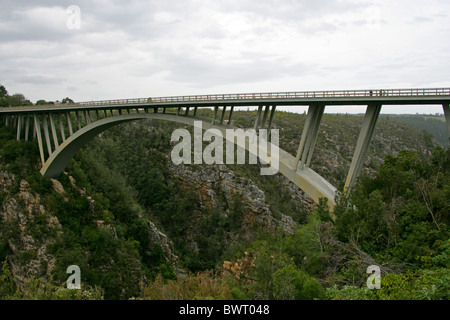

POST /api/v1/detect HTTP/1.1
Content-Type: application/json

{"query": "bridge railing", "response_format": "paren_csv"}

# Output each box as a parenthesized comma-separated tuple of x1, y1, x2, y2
(74, 87, 450, 106)
(72, 88, 450, 106)
(2, 88, 450, 111)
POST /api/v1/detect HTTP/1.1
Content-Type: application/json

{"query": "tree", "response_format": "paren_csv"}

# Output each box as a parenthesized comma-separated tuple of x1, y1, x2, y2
(61, 97, 75, 104)
(36, 99, 55, 105)
(0, 85, 7, 98)
(7, 93, 33, 107)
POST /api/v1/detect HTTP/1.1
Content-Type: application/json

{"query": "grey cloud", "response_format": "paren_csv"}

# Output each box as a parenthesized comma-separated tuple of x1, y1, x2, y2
(160, 49, 314, 88)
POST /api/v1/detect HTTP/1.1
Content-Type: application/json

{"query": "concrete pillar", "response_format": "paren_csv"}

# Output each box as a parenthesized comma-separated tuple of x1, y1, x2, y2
(59, 113, 66, 142)
(76, 111, 81, 130)
(211, 106, 219, 125)
(253, 105, 263, 130)
(295, 104, 325, 170)
(261, 105, 271, 128)
(344, 104, 382, 192)
(185, 107, 190, 116)
(33, 116, 36, 139)
(193, 106, 198, 116)
(267, 106, 276, 132)
(66, 112, 73, 136)
(306, 104, 325, 167)
(49, 113, 59, 149)
(84, 110, 91, 124)
(227, 106, 234, 125)
(42, 114, 53, 156)
(219, 107, 226, 125)
(443, 103, 450, 136)
(24, 115, 30, 141)
(16, 115, 22, 140)
(34, 114, 45, 166)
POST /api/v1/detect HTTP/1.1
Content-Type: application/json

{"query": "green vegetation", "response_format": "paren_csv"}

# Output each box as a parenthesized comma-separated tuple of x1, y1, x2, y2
(382, 114, 449, 146)
(0, 84, 448, 300)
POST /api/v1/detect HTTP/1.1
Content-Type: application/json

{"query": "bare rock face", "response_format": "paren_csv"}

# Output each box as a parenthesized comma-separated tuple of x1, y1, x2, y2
(168, 162, 309, 235)
(0, 171, 63, 292)
(147, 220, 180, 269)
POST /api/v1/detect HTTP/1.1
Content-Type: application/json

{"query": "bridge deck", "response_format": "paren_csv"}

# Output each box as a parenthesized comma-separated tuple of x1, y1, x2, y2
(1, 87, 450, 114)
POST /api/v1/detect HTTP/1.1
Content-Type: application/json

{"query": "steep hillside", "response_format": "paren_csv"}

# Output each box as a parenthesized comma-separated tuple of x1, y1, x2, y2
(0, 110, 446, 300)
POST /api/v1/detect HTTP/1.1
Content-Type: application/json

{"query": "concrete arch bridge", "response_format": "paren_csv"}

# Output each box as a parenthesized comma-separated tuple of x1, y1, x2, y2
(1, 87, 449, 210)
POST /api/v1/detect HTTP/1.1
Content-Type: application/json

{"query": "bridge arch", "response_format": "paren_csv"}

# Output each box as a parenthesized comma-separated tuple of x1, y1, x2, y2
(40, 112, 337, 208)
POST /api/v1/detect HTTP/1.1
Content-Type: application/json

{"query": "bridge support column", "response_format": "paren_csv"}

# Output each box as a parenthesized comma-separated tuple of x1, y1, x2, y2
(42, 114, 53, 156)
(49, 113, 59, 149)
(443, 103, 450, 136)
(59, 113, 66, 142)
(344, 103, 382, 192)
(254, 105, 263, 130)
(24, 115, 31, 141)
(220, 107, 226, 125)
(66, 112, 73, 136)
(16, 115, 22, 141)
(227, 106, 234, 125)
(267, 106, 276, 132)
(211, 106, 219, 125)
(76, 111, 81, 130)
(294, 103, 325, 170)
(193, 107, 198, 116)
(261, 105, 270, 128)
(34, 115, 45, 166)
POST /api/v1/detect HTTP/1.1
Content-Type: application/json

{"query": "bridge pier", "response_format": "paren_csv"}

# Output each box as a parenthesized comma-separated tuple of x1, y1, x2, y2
(66, 112, 74, 136)
(294, 103, 325, 171)
(33, 115, 45, 165)
(211, 106, 219, 125)
(42, 114, 52, 156)
(227, 106, 234, 125)
(444, 103, 450, 135)
(16, 114, 22, 141)
(219, 106, 226, 125)
(344, 103, 382, 192)
(59, 113, 66, 142)
(267, 106, 276, 134)
(49, 113, 59, 150)
(24, 114, 31, 141)
(254, 105, 263, 130)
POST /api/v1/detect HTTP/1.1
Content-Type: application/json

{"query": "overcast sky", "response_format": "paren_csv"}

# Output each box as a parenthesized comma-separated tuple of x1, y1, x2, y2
(1, 0, 449, 113)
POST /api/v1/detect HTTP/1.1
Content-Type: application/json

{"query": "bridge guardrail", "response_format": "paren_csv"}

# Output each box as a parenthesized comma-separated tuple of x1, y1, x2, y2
(2, 88, 450, 111)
